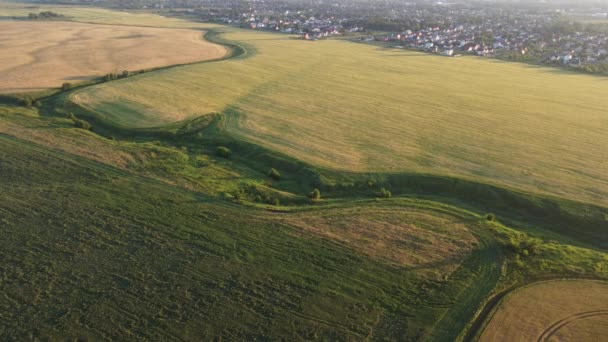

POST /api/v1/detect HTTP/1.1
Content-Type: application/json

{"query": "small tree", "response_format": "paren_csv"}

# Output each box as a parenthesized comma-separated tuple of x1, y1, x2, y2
(308, 188, 321, 201)
(485, 213, 496, 222)
(216, 146, 231, 158)
(20, 96, 34, 107)
(103, 73, 118, 82)
(61, 82, 72, 91)
(73, 118, 92, 130)
(121, 70, 130, 78)
(377, 187, 392, 198)
(268, 168, 281, 180)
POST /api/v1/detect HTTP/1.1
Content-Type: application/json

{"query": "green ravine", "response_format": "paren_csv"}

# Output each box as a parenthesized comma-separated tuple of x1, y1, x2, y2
(1, 3, 608, 341)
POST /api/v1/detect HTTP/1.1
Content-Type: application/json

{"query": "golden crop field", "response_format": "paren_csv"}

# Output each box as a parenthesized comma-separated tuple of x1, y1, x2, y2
(0, 1, 211, 28)
(479, 280, 608, 341)
(70, 25, 608, 206)
(0, 21, 226, 93)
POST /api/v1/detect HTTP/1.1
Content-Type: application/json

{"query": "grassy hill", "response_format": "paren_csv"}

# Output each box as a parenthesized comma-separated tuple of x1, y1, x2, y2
(2, 2, 608, 340)
(69, 26, 608, 206)
(0, 131, 501, 340)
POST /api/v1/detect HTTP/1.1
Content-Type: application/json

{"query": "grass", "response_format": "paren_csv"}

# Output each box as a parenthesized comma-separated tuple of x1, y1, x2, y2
(281, 205, 478, 277)
(4, 101, 607, 340)
(0, 132, 502, 341)
(65, 24, 608, 207)
(478, 280, 608, 341)
(2, 3, 608, 340)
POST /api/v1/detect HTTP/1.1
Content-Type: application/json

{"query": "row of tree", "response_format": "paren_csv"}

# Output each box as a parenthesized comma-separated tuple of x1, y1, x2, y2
(27, 11, 63, 20)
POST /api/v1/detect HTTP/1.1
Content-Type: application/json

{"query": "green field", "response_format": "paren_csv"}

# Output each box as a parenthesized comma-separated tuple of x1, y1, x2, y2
(2, 1, 608, 340)
(0, 129, 500, 340)
(67, 24, 608, 206)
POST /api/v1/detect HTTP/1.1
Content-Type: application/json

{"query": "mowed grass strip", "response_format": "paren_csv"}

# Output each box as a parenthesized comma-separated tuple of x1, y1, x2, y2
(73, 26, 608, 205)
(479, 280, 608, 342)
(281, 206, 477, 277)
(0, 21, 227, 94)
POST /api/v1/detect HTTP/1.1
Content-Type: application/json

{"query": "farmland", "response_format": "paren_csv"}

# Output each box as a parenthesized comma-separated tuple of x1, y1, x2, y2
(479, 280, 608, 341)
(0, 21, 226, 94)
(70, 25, 608, 206)
(2, 1, 608, 340)
(0, 130, 498, 341)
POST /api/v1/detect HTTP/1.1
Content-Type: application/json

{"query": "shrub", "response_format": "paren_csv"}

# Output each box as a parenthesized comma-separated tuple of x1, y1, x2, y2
(103, 73, 119, 82)
(73, 118, 92, 130)
(377, 187, 392, 198)
(216, 146, 232, 158)
(232, 191, 245, 201)
(308, 188, 321, 201)
(20, 96, 34, 107)
(522, 237, 542, 255)
(485, 213, 496, 222)
(268, 168, 281, 180)
(272, 198, 280, 206)
(61, 82, 72, 91)
(121, 70, 130, 78)
(33, 101, 42, 108)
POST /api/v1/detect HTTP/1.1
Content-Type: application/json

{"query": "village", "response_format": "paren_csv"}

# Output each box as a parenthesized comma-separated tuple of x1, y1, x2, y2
(364, 19, 608, 71)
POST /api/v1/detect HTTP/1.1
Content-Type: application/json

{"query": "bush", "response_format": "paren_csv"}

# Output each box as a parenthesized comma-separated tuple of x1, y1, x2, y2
(103, 73, 119, 82)
(73, 118, 92, 130)
(216, 146, 232, 158)
(268, 168, 281, 180)
(271, 198, 280, 206)
(121, 70, 130, 78)
(61, 82, 72, 91)
(377, 187, 392, 198)
(308, 188, 321, 201)
(485, 213, 496, 222)
(232, 190, 245, 201)
(20, 96, 34, 107)
(33, 100, 42, 108)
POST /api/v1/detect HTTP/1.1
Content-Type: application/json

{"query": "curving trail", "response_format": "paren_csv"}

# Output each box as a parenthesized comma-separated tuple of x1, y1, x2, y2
(537, 310, 608, 342)
(478, 280, 608, 342)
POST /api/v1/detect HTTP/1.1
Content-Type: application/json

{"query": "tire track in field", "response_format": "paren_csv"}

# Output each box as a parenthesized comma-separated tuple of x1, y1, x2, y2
(537, 310, 608, 342)
(423, 224, 501, 341)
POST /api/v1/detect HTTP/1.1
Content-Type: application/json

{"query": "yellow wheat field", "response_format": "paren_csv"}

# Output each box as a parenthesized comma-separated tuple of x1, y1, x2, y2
(0, 21, 227, 93)
(480, 280, 608, 341)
